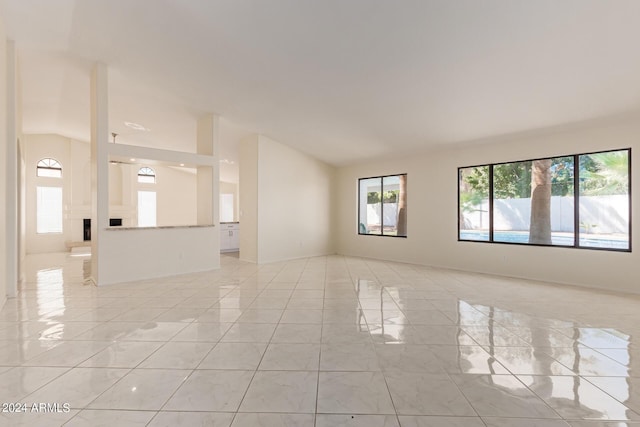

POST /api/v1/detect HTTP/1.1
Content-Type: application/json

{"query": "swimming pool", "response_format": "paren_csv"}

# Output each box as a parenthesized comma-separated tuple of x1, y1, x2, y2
(459, 230, 629, 250)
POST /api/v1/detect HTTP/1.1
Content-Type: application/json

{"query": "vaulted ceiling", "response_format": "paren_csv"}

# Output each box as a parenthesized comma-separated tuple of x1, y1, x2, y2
(3, 0, 640, 173)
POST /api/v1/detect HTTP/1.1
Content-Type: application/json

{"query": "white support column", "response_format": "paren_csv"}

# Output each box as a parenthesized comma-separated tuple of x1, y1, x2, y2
(196, 114, 216, 156)
(90, 63, 109, 285)
(196, 114, 220, 268)
(196, 114, 219, 226)
(0, 43, 5, 307)
(238, 135, 259, 263)
(197, 165, 214, 225)
(5, 40, 17, 298)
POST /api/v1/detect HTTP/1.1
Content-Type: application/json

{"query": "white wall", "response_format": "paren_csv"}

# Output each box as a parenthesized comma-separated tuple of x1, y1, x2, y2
(239, 135, 335, 264)
(109, 163, 200, 227)
(140, 165, 197, 227)
(24, 134, 71, 253)
(108, 163, 198, 227)
(22, 134, 200, 254)
(19, 138, 26, 284)
(96, 114, 218, 286)
(99, 226, 217, 285)
(256, 135, 334, 263)
(17, 60, 25, 287)
(336, 118, 640, 294)
(0, 18, 7, 308)
(5, 40, 17, 298)
(21, 135, 96, 252)
(239, 135, 258, 262)
(24, 135, 99, 252)
(70, 139, 92, 241)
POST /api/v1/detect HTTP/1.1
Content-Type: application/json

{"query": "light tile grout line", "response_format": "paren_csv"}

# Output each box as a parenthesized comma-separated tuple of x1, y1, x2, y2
(313, 257, 327, 427)
(6, 254, 640, 424)
(361, 258, 415, 426)
(225, 260, 289, 427)
(144, 262, 258, 425)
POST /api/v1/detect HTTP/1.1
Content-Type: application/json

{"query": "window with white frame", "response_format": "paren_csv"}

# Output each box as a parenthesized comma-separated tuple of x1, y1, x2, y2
(220, 193, 234, 222)
(37, 158, 62, 178)
(36, 186, 63, 233)
(138, 167, 156, 184)
(138, 190, 157, 227)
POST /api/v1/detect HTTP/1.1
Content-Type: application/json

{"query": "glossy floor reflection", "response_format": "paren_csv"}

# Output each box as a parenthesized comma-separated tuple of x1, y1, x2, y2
(1, 252, 640, 426)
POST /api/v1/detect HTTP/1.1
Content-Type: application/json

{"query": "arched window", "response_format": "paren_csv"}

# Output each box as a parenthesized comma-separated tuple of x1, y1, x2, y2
(138, 167, 156, 183)
(36, 158, 62, 178)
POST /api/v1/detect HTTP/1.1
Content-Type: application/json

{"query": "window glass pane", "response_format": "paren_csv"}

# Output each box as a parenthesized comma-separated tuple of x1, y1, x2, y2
(382, 174, 407, 237)
(459, 166, 490, 241)
(37, 159, 62, 178)
(138, 191, 157, 227)
(37, 168, 62, 178)
(579, 150, 629, 250)
(493, 160, 532, 243)
(549, 156, 575, 245)
(138, 175, 155, 184)
(220, 193, 234, 222)
(37, 186, 63, 233)
(359, 178, 381, 235)
(382, 175, 407, 236)
(493, 158, 575, 246)
(138, 167, 156, 183)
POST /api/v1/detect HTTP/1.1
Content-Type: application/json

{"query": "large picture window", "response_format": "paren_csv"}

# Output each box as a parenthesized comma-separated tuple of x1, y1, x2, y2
(358, 174, 407, 237)
(458, 149, 631, 251)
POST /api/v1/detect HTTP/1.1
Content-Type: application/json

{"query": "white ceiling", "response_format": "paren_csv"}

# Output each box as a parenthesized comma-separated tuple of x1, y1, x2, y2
(3, 0, 640, 171)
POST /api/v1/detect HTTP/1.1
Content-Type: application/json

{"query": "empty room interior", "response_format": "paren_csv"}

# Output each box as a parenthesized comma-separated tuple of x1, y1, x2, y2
(1, 1, 640, 426)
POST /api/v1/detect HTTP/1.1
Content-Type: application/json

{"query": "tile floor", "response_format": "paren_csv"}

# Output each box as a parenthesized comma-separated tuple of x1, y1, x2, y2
(0, 252, 639, 426)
